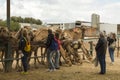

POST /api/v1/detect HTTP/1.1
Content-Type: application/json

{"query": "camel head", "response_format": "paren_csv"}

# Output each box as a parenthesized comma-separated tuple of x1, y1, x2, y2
(0, 27, 9, 39)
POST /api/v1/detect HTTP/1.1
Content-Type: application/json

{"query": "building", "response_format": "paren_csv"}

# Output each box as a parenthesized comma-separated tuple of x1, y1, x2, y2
(47, 21, 91, 30)
(19, 23, 46, 30)
(19, 23, 31, 28)
(100, 23, 117, 34)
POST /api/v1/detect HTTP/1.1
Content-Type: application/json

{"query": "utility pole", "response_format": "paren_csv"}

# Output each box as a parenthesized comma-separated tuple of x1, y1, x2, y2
(4, 0, 12, 72)
(7, 0, 10, 30)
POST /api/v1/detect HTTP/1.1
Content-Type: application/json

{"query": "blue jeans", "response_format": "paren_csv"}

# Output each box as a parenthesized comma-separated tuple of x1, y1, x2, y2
(109, 47, 115, 62)
(98, 54, 106, 74)
(55, 50, 60, 68)
(21, 51, 28, 72)
(47, 48, 56, 70)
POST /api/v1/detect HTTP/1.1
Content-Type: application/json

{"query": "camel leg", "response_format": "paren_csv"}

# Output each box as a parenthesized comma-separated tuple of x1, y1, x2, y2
(66, 45, 78, 64)
(36, 48, 41, 64)
(15, 51, 20, 69)
(14, 50, 24, 72)
(27, 51, 32, 69)
(33, 51, 37, 68)
(60, 45, 72, 66)
(41, 47, 45, 65)
(32, 47, 40, 68)
(80, 42, 92, 61)
(40, 47, 47, 65)
(43, 48, 47, 64)
(1, 50, 5, 70)
(35, 47, 40, 64)
(74, 49, 81, 63)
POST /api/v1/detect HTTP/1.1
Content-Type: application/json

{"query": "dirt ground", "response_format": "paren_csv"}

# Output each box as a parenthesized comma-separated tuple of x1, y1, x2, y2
(0, 49, 120, 80)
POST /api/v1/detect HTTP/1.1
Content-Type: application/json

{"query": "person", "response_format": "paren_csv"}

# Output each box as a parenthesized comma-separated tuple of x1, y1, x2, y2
(107, 33, 116, 65)
(54, 32, 61, 69)
(18, 29, 29, 74)
(95, 32, 107, 74)
(45, 29, 58, 72)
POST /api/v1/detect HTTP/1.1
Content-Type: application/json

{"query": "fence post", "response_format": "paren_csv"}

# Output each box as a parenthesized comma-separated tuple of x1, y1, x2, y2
(4, 0, 12, 72)
(89, 41, 93, 56)
(117, 38, 119, 57)
(4, 42, 13, 72)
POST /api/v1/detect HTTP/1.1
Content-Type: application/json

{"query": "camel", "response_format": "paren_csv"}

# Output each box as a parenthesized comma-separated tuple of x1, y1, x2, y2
(30, 26, 92, 66)
(59, 26, 92, 65)
(33, 28, 73, 66)
(0, 26, 93, 71)
(0, 27, 18, 72)
(10, 27, 49, 69)
(32, 27, 91, 65)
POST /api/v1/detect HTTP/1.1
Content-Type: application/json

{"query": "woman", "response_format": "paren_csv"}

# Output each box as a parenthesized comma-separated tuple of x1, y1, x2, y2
(18, 29, 29, 74)
(107, 33, 116, 65)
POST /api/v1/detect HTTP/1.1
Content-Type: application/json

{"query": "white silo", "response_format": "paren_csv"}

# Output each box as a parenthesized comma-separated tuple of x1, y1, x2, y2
(91, 13, 100, 28)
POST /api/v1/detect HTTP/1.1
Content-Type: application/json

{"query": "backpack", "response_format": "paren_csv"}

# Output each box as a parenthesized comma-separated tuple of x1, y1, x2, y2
(24, 37, 31, 52)
(49, 38, 58, 50)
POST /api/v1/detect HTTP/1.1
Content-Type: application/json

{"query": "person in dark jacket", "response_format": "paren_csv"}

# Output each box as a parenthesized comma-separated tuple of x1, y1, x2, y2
(95, 32, 107, 74)
(46, 29, 58, 72)
(18, 29, 29, 74)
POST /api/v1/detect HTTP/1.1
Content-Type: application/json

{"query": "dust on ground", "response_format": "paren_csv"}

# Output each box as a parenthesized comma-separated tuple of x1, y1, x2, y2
(0, 50, 120, 80)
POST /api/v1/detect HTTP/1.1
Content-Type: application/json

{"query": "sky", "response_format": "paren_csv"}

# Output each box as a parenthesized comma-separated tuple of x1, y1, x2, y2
(0, 0, 120, 24)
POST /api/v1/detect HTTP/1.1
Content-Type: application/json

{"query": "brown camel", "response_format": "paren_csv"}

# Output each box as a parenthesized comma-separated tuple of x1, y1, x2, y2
(0, 27, 18, 72)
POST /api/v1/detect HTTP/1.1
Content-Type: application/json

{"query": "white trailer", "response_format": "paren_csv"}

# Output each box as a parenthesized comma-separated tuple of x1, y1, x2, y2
(100, 23, 117, 35)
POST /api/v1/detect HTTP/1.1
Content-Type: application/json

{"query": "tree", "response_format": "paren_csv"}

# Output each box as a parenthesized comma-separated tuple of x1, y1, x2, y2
(11, 16, 42, 25)
(0, 20, 7, 27)
(36, 19, 42, 25)
(10, 21, 20, 31)
(0, 20, 20, 31)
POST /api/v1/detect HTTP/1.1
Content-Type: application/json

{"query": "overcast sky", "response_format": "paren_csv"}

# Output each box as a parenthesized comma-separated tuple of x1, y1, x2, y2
(0, 0, 120, 24)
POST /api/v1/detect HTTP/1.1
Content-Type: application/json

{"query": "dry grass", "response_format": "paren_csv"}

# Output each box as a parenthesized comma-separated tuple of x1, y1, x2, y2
(0, 50, 120, 80)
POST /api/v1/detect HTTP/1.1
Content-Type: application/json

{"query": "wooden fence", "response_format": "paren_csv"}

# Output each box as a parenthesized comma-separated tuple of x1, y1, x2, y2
(0, 37, 120, 72)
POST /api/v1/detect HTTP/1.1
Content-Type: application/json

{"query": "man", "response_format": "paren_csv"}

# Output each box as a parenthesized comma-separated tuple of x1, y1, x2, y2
(95, 32, 107, 74)
(46, 29, 58, 72)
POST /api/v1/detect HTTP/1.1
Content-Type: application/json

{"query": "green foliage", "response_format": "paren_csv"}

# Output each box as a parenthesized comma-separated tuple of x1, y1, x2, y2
(0, 20, 7, 27)
(0, 20, 20, 31)
(11, 16, 42, 25)
(10, 21, 20, 31)
(0, 16, 42, 31)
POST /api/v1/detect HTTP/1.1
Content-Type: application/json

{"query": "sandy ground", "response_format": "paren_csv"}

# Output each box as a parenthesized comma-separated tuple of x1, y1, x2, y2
(0, 48, 120, 80)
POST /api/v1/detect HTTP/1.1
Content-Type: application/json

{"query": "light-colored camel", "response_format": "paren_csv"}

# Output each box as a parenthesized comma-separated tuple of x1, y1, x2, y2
(59, 27, 92, 64)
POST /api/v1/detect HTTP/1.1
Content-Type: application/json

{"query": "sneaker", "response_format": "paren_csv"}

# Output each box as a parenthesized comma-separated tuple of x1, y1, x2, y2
(21, 72, 28, 75)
